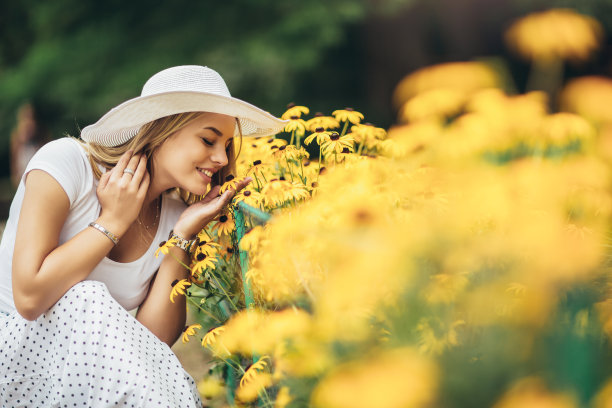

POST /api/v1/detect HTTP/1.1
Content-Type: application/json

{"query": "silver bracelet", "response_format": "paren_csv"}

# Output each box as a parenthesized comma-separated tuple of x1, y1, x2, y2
(89, 222, 119, 245)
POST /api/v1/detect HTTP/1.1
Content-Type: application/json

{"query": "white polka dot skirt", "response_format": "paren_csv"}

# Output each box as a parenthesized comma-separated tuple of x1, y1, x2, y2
(0, 281, 202, 407)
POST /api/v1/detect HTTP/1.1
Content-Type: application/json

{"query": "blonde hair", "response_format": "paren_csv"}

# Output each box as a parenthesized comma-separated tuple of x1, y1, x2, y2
(79, 112, 241, 204)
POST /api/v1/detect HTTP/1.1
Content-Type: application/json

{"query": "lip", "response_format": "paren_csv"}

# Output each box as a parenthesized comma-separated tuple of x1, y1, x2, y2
(197, 167, 216, 183)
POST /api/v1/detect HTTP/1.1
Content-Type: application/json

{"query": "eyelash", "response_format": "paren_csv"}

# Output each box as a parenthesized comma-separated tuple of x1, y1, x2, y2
(202, 138, 214, 146)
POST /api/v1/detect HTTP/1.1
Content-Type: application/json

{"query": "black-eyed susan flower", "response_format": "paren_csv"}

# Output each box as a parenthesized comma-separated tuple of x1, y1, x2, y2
(275, 386, 293, 408)
(305, 113, 340, 131)
(190, 252, 218, 276)
(212, 212, 235, 236)
(261, 179, 294, 207)
(239, 225, 265, 253)
(287, 181, 310, 202)
(219, 174, 241, 193)
(170, 278, 191, 303)
(181, 323, 202, 343)
(192, 238, 221, 258)
(281, 103, 309, 120)
(196, 377, 225, 400)
(321, 132, 355, 156)
(236, 372, 273, 403)
(234, 188, 264, 209)
(246, 159, 266, 177)
(333, 108, 364, 124)
(202, 325, 226, 348)
(155, 237, 179, 258)
(304, 127, 333, 146)
(283, 116, 307, 136)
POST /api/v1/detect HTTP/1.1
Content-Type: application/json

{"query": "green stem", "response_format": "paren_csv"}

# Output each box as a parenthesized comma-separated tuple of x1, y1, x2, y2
(186, 296, 222, 323)
(289, 130, 295, 146)
(340, 120, 349, 137)
(285, 156, 295, 182)
(208, 268, 240, 312)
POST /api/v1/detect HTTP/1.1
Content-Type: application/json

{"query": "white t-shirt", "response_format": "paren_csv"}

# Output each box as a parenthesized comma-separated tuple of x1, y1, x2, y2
(0, 137, 187, 313)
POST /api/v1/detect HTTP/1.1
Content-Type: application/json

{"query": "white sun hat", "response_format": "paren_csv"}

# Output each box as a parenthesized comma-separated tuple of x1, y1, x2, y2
(80, 65, 287, 147)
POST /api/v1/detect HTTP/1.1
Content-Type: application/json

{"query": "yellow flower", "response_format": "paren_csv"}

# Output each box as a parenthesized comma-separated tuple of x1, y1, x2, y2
(281, 103, 309, 120)
(192, 238, 221, 258)
(321, 132, 355, 156)
(219, 174, 241, 193)
(240, 356, 271, 387)
(537, 112, 595, 146)
(560, 76, 612, 124)
(246, 159, 266, 176)
(283, 117, 307, 136)
(181, 323, 201, 343)
(287, 181, 310, 202)
(239, 225, 265, 253)
(399, 88, 467, 123)
(261, 179, 294, 207)
(236, 372, 273, 403)
(311, 348, 437, 408)
(305, 113, 341, 131)
(416, 318, 465, 355)
(155, 237, 179, 258)
(233, 188, 264, 209)
(505, 9, 603, 62)
(275, 386, 292, 408)
(273, 145, 309, 161)
(304, 127, 333, 146)
(211, 212, 235, 236)
(350, 123, 387, 148)
(190, 252, 217, 277)
(393, 61, 500, 108)
(493, 377, 577, 408)
(197, 377, 225, 400)
(202, 325, 226, 348)
(332, 108, 364, 124)
(170, 278, 191, 303)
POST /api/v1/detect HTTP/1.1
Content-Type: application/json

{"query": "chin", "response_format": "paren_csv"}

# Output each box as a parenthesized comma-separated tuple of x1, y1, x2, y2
(183, 181, 210, 196)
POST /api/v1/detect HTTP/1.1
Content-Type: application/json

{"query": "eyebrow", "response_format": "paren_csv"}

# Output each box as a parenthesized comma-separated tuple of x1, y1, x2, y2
(203, 127, 223, 137)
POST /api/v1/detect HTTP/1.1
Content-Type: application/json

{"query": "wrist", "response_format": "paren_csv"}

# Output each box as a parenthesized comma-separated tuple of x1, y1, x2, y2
(95, 216, 129, 239)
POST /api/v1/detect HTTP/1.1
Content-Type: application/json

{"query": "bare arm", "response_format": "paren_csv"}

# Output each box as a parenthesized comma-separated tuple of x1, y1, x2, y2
(136, 179, 251, 346)
(12, 151, 149, 320)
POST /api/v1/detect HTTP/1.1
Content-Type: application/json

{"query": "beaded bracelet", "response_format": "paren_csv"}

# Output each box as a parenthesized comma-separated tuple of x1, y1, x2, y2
(88, 222, 119, 245)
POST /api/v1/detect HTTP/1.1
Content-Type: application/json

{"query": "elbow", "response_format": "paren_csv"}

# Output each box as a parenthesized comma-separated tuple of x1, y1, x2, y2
(13, 292, 45, 321)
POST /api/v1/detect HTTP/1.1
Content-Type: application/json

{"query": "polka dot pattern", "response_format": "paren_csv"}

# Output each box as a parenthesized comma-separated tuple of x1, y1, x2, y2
(0, 281, 202, 407)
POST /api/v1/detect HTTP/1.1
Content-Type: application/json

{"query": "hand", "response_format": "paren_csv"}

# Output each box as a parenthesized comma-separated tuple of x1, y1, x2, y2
(96, 150, 150, 236)
(173, 177, 252, 239)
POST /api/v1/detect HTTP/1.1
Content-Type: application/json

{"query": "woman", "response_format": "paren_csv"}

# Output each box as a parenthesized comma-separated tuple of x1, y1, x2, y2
(0, 65, 285, 406)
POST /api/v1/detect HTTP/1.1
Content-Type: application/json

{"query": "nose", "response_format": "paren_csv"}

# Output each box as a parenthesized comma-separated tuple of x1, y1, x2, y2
(211, 144, 229, 168)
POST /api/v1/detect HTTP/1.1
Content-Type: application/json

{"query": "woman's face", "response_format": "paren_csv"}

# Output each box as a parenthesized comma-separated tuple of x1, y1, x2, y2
(151, 112, 235, 195)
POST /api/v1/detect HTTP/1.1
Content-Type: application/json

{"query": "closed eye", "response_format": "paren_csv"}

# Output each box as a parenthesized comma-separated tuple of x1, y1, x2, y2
(202, 138, 214, 146)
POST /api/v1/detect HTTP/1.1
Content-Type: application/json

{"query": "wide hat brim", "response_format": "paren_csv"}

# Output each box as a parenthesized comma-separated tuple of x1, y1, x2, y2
(80, 90, 287, 147)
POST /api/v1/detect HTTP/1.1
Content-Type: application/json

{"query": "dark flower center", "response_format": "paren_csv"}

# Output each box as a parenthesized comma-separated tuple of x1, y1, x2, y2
(287, 102, 296, 108)
(219, 215, 228, 223)
(290, 115, 299, 120)
(252, 144, 258, 148)
(315, 127, 325, 133)
(342, 147, 350, 153)
(311, 182, 319, 188)
(171, 279, 179, 287)
(199, 240, 208, 247)
(319, 167, 327, 174)
(271, 145, 279, 150)
(314, 112, 324, 117)
(267, 138, 274, 143)
(225, 175, 235, 182)
(279, 176, 286, 181)
(303, 161, 311, 166)
(196, 253, 207, 261)
(330, 132, 340, 141)
(365, 122, 373, 126)
(253, 160, 262, 166)
(279, 145, 286, 151)
(158, 241, 166, 247)
(244, 190, 252, 196)
(346, 107, 354, 111)
(227, 247, 235, 254)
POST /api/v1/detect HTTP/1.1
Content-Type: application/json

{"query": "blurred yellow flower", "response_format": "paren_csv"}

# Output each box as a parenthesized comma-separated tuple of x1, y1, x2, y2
(155, 237, 178, 258)
(236, 372, 273, 403)
(281, 103, 309, 120)
(260, 179, 294, 207)
(321, 132, 355, 156)
(350, 123, 387, 149)
(537, 112, 595, 146)
(332, 108, 364, 124)
(275, 386, 293, 408)
(561, 76, 612, 124)
(416, 318, 465, 355)
(234, 188, 264, 209)
(493, 377, 577, 408)
(311, 348, 437, 408)
(505, 9, 603, 62)
(305, 113, 341, 131)
(202, 325, 226, 348)
(219, 174, 240, 193)
(393, 61, 500, 107)
(399, 88, 467, 123)
(181, 323, 201, 343)
(197, 377, 225, 400)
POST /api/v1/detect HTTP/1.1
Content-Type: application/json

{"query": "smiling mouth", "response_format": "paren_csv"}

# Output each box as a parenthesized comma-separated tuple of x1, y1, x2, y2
(197, 168, 214, 178)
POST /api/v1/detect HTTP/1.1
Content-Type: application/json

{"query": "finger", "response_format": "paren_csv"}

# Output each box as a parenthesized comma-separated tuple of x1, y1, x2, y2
(137, 171, 150, 198)
(130, 155, 148, 187)
(98, 170, 111, 190)
(200, 185, 221, 204)
(121, 154, 141, 181)
(111, 149, 134, 181)
(234, 177, 252, 192)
